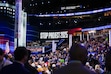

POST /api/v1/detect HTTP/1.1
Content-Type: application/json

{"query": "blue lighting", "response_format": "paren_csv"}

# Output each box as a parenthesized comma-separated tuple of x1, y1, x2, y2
(28, 7, 111, 17)
(82, 25, 111, 32)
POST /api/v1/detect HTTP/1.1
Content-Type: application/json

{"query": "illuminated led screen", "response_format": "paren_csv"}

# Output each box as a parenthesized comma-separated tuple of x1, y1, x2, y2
(40, 31, 68, 39)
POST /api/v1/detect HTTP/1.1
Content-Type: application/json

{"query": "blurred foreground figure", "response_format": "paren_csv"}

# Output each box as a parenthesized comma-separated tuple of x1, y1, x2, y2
(0, 48, 12, 71)
(25, 50, 39, 74)
(105, 49, 111, 74)
(53, 43, 96, 74)
(0, 47, 31, 74)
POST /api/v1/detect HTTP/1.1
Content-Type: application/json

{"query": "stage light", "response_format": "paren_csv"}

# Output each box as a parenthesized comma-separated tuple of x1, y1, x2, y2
(35, 3, 37, 5)
(30, 4, 32, 6)
(48, 1, 50, 3)
(42, 2, 44, 5)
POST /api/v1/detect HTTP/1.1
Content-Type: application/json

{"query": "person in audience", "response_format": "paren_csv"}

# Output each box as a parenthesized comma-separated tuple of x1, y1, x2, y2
(53, 43, 96, 74)
(105, 49, 111, 74)
(0, 48, 12, 71)
(7, 53, 14, 62)
(95, 64, 104, 74)
(85, 62, 95, 72)
(0, 47, 31, 74)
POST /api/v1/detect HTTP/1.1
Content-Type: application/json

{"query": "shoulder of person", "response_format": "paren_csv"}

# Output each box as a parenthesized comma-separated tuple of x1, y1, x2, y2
(84, 67, 96, 74)
(4, 59, 13, 65)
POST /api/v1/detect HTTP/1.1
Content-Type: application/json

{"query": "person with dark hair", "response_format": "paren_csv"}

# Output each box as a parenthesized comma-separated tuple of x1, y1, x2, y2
(0, 48, 12, 71)
(0, 47, 31, 74)
(105, 49, 111, 74)
(53, 43, 96, 74)
(24, 50, 39, 74)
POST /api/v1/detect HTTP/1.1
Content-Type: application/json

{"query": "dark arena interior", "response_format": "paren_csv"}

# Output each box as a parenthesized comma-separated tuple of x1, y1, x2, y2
(0, 0, 111, 74)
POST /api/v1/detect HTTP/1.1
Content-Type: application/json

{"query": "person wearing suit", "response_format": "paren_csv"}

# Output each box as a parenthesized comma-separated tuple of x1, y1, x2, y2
(105, 49, 111, 74)
(0, 47, 31, 74)
(53, 43, 96, 74)
(25, 50, 39, 74)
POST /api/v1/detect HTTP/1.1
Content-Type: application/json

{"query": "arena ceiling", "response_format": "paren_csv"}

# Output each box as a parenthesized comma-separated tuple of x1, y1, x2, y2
(22, 0, 111, 14)
(1, 0, 111, 31)
(25, 0, 111, 31)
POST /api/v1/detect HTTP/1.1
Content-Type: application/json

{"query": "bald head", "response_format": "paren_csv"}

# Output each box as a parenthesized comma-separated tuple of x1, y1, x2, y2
(69, 43, 88, 65)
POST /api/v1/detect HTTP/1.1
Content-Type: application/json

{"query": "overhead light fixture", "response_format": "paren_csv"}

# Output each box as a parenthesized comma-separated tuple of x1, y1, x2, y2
(30, 4, 32, 6)
(73, 20, 77, 23)
(32, 4, 34, 6)
(60, 11, 62, 13)
(35, 3, 37, 5)
(46, 12, 48, 14)
(57, 11, 59, 13)
(42, 2, 44, 4)
(40, 23, 43, 25)
(48, 1, 50, 3)
(13, 9, 15, 12)
(66, 21, 68, 23)
(83, 6, 85, 8)
(4, 7, 6, 9)
(49, 23, 51, 25)
(0, 7, 3, 9)
(13, 12, 15, 15)
(64, 10, 66, 12)
(3, 1, 6, 3)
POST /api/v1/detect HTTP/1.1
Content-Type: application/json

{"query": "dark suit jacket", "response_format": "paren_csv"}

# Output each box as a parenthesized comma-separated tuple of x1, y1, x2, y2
(0, 62, 31, 74)
(25, 62, 39, 74)
(53, 61, 96, 74)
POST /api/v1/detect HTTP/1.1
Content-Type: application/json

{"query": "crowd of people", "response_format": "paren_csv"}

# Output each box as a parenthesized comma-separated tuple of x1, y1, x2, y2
(0, 35, 111, 74)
